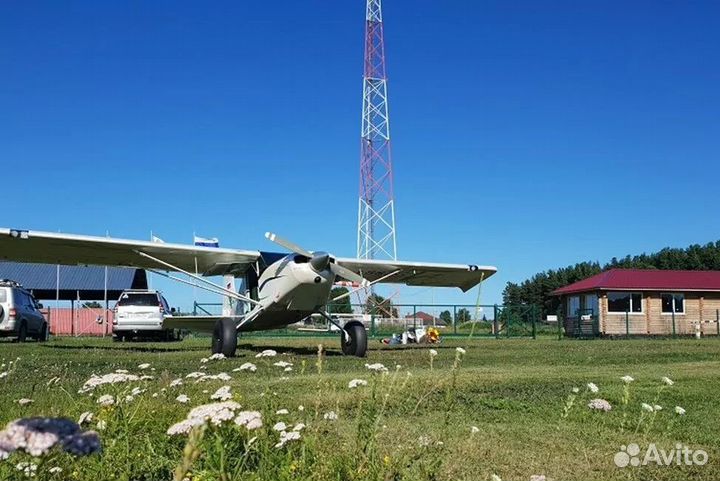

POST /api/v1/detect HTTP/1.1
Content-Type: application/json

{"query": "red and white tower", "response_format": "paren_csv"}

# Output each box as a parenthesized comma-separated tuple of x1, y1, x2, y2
(357, 0, 397, 264)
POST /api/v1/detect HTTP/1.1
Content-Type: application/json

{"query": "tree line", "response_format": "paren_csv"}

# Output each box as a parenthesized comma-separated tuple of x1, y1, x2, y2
(502, 241, 720, 317)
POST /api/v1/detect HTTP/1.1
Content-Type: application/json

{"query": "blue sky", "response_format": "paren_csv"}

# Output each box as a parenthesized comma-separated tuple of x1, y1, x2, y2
(1, 1, 719, 310)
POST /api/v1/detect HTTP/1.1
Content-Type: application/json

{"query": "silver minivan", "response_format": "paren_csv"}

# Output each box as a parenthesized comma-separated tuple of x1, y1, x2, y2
(112, 290, 179, 341)
(0, 280, 49, 342)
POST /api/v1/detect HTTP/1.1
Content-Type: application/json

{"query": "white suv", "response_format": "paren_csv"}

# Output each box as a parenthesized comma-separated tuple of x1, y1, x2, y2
(0, 280, 49, 342)
(112, 290, 179, 341)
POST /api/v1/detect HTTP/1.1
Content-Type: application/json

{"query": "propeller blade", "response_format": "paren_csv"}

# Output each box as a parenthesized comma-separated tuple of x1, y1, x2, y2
(265, 232, 313, 258)
(330, 263, 369, 287)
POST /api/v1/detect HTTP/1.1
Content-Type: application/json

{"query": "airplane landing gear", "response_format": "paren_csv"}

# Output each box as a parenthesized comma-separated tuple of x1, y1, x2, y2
(341, 320, 367, 358)
(212, 318, 238, 357)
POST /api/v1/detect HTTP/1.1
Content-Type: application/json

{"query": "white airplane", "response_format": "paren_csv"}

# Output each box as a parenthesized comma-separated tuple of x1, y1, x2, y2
(0, 227, 496, 357)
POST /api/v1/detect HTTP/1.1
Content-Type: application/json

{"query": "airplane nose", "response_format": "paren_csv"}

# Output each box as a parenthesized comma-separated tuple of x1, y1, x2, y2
(309, 252, 330, 272)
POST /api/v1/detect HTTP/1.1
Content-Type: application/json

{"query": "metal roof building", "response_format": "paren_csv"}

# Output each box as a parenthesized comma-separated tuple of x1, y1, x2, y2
(0, 261, 147, 301)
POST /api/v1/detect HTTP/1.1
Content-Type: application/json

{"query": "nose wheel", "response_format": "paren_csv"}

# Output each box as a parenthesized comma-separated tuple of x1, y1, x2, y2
(212, 318, 238, 357)
(317, 311, 367, 357)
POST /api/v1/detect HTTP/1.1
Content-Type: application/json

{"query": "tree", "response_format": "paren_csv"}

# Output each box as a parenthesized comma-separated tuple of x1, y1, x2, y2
(82, 301, 103, 309)
(439, 310, 452, 325)
(364, 293, 398, 318)
(455, 308, 471, 323)
(328, 287, 353, 314)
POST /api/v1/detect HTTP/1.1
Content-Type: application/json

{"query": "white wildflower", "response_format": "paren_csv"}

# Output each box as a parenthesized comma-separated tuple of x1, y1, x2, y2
(0, 372, 8, 379)
(323, 411, 338, 421)
(185, 372, 204, 379)
(348, 379, 368, 389)
(234, 411, 263, 430)
(273, 422, 287, 431)
(49, 466, 62, 474)
(621, 375, 635, 383)
(16, 462, 37, 477)
(137, 363, 151, 370)
(298, 405, 305, 411)
(208, 353, 226, 361)
(275, 409, 289, 415)
(293, 423, 305, 431)
(78, 412, 93, 425)
(115, 369, 129, 374)
(571, 387, 580, 394)
(17, 399, 33, 406)
(96, 420, 107, 431)
(130, 387, 145, 397)
(284, 366, 293, 372)
(274, 430, 301, 448)
(587, 382, 599, 393)
(674, 406, 686, 415)
(641, 403, 654, 413)
(491, 476, 502, 481)
(653, 404, 662, 411)
(176, 394, 190, 404)
(255, 349, 277, 358)
(210, 386, 232, 401)
(530, 476, 546, 481)
(169, 378, 183, 387)
(662, 376, 674, 386)
(587, 398, 612, 411)
(418, 435, 431, 446)
(96, 394, 115, 406)
(429, 349, 438, 357)
(364, 363, 388, 372)
(234, 362, 257, 372)
(456, 347, 467, 355)
(166, 401, 243, 433)
(124, 395, 135, 403)
(470, 426, 480, 435)
(79, 372, 141, 393)
(273, 361, 293, 368)
(200, 358, 209, 364)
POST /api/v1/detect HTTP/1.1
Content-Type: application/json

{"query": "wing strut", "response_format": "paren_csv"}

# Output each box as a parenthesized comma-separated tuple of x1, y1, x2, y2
(330, 270, 401, 302)
(134, 250, 260, 306)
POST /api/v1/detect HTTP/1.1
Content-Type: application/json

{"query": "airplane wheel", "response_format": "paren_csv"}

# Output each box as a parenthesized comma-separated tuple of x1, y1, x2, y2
(341, 321, 367, 357)
(212, 318, 238, 357)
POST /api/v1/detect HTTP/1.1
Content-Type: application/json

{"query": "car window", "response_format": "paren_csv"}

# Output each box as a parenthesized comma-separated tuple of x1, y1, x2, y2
(116, 293, 160, 307)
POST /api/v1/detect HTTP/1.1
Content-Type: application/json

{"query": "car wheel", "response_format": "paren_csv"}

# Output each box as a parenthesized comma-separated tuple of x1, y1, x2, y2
(17, 321, 27, 343)
(37, 323, 49, 342)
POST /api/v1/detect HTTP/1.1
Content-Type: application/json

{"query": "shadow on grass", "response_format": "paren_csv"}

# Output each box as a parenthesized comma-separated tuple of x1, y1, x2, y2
(41, 343, 208, 354)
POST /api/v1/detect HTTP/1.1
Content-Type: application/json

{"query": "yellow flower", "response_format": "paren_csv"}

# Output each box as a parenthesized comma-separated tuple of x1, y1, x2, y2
(383, 455, 391, 466)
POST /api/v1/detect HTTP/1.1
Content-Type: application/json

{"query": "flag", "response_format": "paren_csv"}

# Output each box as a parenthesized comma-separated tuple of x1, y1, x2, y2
(151, 235, 165, 244)
(194, 235, 219, 248)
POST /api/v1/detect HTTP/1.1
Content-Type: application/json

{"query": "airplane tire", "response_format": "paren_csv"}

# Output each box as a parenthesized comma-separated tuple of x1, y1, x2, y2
(212, 318, 238, 357)
(341, 321, 367, 357)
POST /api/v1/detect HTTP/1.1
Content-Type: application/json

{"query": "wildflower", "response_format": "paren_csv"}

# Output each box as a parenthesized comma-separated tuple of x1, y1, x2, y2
(661, 376, 674, 386)
(276, 409, 289, 415)
(429, 349, 438, 357)
(124, 395, 134, 403)
(185, 372, 204, 379)
(641, 403, 654, 413)
(200, 358, 209, 364)
(674, 406, 686, 415)
(167, 401, 242, 435)
(195, 372, 232, 383)
(273, 361, 293, 368)
(284, 366, 293, 372)
(418, 435, 431, 447)
(587, 399, 612, 411)
(169, 378, 183, 387)
(234, 411, 263, 430)
(78, 412, 93, 425)
(210, 386, 232, 401)
(49, 466, 62, 474)
(79, 372, 141, 393)
(17, 399, 33, 406)
(115, 369, 129, 374)
(365, 363, 388, 372)
(235, 362, 257, 372)
(273, 421, 287, 431)
(587, 382, 599, 393)
(256, 349, 277, 358)
(298, 405, 305, 411)
(96, 395, 115, 407)
(470, 426, 480, 435)
(274, 430, 301, 448)
(130, 387, 145, 397)
(530, 476, 547, 481)
(653, 404, 662, 411)
(323, 411, 338, 421)
(456, 347, 467, 355)
(0, 372, 8, 379)
(16, 462, 37, 477)
(137, 363, 151, 370)
(491, 476, 502, 481)
(208, 353, 226, 361)
(293, 423, 305, 431)
(176, 395, 190, 404)
(621, 375, 635, 383)
(571, 387, 580, 393)
(96, 420, 107, 431)
(348, 379, 368, 389)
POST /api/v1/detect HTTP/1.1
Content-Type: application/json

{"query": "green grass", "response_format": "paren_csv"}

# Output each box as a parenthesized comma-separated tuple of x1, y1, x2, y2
(0, 336, 718, 480)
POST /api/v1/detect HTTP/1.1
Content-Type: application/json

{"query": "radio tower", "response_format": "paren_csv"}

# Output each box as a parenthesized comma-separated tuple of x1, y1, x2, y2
(357, 0, 397, 268)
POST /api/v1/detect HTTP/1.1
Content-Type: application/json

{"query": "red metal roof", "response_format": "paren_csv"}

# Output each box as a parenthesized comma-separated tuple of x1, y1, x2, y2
(552, 269, 720, 295)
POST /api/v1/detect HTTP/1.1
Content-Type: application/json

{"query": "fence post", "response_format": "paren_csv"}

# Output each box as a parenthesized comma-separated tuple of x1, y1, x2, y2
(557, 308, 562, 340)
(717, 309, 719, 336)
(413, 305, 417, 331)
(494, 304, 499, 339)
(672, 310, 676, 338)
(625, 311, 629, 337)
(453, 306, 457, 335)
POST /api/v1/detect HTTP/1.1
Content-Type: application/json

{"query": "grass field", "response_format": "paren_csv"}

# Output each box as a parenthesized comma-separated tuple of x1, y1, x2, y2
(0, 335, 717, 480)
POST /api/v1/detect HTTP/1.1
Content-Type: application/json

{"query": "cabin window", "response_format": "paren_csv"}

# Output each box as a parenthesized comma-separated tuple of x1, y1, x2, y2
(661, 293, 685, 314)
(567, 296, 580, 317)
(607, 292, 643, 313)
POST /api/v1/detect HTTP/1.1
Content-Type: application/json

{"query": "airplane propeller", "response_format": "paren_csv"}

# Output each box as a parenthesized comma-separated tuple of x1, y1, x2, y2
(265, 232, 369, 287)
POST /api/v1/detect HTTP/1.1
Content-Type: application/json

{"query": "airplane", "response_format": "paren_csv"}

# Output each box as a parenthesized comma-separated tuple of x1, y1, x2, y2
(0, 227, 496, 357)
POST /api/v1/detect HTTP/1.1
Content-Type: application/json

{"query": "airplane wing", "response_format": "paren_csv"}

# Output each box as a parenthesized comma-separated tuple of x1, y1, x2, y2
(334, 258, 497, 292)
(0, 228, 261, 277)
